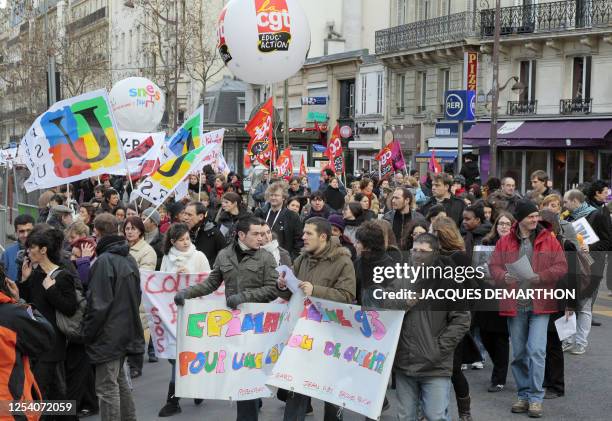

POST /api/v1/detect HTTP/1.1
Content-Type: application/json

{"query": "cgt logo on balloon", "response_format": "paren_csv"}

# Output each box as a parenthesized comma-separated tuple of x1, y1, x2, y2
(256, 0, 291, 52)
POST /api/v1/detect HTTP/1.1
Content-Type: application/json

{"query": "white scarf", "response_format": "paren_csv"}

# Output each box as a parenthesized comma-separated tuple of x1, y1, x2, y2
(168, 243, 197, 268)
(262, 240, 281, 265)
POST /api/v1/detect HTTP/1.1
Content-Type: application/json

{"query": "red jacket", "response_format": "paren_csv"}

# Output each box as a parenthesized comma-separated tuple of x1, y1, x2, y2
(489, 223, 568, 316)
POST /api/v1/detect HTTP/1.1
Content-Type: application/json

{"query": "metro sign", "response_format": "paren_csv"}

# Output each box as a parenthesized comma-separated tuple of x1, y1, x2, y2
(444, 90, 476, 121)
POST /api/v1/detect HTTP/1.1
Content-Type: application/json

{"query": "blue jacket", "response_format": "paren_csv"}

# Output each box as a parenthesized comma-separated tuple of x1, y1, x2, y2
(1, 242, 22, 282)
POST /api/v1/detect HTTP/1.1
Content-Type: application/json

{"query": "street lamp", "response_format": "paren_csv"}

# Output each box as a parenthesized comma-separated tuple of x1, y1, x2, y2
(484, 76, 526, 110)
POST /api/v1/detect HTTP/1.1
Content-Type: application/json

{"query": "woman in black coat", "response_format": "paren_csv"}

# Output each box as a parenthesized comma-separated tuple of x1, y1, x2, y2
(323, 177, 346, 212)
(19, 225, 79, 406)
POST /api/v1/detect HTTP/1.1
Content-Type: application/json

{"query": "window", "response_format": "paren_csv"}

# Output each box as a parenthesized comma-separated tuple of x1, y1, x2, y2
(417, 71, 427, 111)
(237, 100, 246, 122)
(500, 150, 523, 193)
(572, 56, 591, 100)
(519, 60, 536, 102)
(203, 97, 214, 122)
(253, 88, 261, 104)
(439, 68, 450, 104)
(349, 82, 355, 117)
(397, 0, 408, 25)
(376, 72, 383, 114)
(360, 74, 367, 115)
(422, 0, 431, 20)
(396, 73, 406, 114)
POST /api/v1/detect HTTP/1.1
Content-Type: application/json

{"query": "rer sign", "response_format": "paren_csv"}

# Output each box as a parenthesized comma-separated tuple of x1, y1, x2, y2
(445, 90, 476, 121)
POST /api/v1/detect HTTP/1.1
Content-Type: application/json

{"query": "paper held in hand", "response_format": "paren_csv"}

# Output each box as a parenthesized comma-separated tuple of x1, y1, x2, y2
(554, 313, 577, 341)
(505, 254, 536, 280)
(571, 217, 600, 245)
(276, 265, 301, 294)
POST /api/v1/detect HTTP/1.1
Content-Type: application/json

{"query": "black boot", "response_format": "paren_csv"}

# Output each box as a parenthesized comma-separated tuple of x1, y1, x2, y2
(158, 382, 181, 417)
(457, 396, 473, 421)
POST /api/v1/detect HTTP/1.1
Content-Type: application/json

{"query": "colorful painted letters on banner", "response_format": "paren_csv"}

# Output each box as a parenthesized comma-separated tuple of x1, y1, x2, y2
(131, 145, 210, 206)
(175, 296, 303, 401)
(164, 106, 204, 160)
(267, 297, 404, 419)
(18, 90, 125, 192)
(140, 271, 219, 359)
(245, 98, 275, 168)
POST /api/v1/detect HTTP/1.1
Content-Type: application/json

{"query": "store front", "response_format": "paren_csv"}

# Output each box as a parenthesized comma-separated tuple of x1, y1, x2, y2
(464, 119, 612, 194)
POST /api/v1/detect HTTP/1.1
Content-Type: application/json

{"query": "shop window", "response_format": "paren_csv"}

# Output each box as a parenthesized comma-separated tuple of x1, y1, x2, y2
(600, 152, 612, 184)
(525, 150, 548, 190)
(566, 150, 580, 190)
(583, 150, 596, 184)
(553, 150, 566, 194)
(500, 150, 523, 193)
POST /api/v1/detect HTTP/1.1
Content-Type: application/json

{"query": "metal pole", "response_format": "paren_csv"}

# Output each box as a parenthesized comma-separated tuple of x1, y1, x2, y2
(488, 0, 501, 178)
(173, 2, 180, 131)
(457, 120, 464, 174)
(283, 79, 289, 149)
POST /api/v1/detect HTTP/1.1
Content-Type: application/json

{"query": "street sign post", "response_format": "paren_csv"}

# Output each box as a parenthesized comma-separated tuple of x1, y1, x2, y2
(445, 90, 476, 173)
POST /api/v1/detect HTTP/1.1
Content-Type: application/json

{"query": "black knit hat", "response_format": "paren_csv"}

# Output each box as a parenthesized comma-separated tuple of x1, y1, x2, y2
(514, 199, 539, 222)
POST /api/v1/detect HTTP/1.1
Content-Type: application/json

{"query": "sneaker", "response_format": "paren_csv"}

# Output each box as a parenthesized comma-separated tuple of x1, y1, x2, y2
(570, 344, 586, 355)
(129, 368, 142, 379)
(149, 355, 159, 363)
(471, 361, 484, 370)
(488, 384, 504, 393)
(511, 399, 529, 413)
(562, 341, 573, 352)
(591, 319, 602, 326)
(528, 402, 543, 418)
(194, 399, 203, 406)
(461, 364, 468, 371)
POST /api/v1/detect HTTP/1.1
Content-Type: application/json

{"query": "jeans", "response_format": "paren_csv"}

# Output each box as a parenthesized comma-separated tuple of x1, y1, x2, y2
(565, 297, 592, 347)
(283, 392, 342, 421)
(507, 308, 549, 403)
(394, 372, 451, 421)
(95, 358, 137, 421)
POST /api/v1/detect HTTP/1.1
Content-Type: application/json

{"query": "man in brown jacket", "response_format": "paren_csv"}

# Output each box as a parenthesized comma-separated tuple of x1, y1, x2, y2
(279, 216, 356, 421)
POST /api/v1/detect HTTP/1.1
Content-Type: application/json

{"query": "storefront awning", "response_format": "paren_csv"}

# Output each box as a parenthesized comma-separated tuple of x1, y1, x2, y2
(464, 120, 612, 147)
(415, 151, 457, 164)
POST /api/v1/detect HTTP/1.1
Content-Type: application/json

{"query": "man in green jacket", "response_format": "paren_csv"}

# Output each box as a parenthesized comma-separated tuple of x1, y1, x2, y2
(279, 217, 356, 421)
(174, 216, 281, 421)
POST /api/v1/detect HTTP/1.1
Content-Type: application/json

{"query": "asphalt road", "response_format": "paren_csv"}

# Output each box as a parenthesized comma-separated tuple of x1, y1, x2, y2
(90, 288, 612, 421)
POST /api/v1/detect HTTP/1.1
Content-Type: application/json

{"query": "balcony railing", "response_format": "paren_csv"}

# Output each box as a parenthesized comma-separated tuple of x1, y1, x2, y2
(481, 0, 612, 38)
(416, 105, 427, 113)
(376, 11, 479, 55)
(507, 100, 537, 115)
(560, 98, 592, 114)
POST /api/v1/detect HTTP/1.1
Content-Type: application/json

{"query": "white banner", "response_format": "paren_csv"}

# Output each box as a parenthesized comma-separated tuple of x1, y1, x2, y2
(18, 89, 126, 192)
(109, 131, 165, 176)
(175, 296, 303, 401)
(267, 297, 404, 419)
(140, 270, 220, 359)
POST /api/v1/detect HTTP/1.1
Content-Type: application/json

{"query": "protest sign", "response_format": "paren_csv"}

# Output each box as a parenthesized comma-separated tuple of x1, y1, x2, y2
(267, 297, 404, 419)
(109, 131, 165, 176)
(164, 106, 204, 160)
(571, 217, 600, 245)
(131, 145, 212, 206)
(140, 270, 219, 359)
(18, 89, 126, 192)
(175, 296, 303, 401)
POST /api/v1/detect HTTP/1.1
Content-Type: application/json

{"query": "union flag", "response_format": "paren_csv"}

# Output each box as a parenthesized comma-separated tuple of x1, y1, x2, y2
(245, 98, 275, 168)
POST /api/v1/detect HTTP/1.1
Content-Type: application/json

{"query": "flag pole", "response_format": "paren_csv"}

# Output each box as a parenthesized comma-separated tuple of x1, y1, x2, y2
(198, 172, 203, 202)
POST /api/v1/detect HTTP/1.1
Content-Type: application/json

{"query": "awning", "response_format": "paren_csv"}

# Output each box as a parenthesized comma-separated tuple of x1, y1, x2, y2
(464, 120, 612, 147)
(415, 151, 457, 164)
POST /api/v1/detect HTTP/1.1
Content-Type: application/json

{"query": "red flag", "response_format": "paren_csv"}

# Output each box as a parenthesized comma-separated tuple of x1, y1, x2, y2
(299, 155, 307, 177)
(324, 125, 344, 175)
(375, 143, 394, 179)
(276, 148, 293, 180)
(429, 150, 442, 174)
(245, 98, 275, 168)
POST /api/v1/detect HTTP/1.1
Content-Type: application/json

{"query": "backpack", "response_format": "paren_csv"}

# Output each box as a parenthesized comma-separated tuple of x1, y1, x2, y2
(50, 269, 87, 340)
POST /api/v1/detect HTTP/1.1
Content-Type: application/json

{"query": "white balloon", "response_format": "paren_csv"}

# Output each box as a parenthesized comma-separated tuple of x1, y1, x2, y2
(109, 77, 165, 132)
(218, 0, 311, 85)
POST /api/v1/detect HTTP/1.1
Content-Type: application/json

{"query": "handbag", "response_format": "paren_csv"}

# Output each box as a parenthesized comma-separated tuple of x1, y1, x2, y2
(50, 269, 87, 340)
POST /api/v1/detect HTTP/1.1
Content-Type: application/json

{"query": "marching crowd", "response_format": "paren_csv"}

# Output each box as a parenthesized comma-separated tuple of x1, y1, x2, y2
(1, 163, 611, 421)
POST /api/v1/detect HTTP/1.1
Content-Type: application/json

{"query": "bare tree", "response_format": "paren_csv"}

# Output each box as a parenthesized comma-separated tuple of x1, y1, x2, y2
(182, 0, 224, 103)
